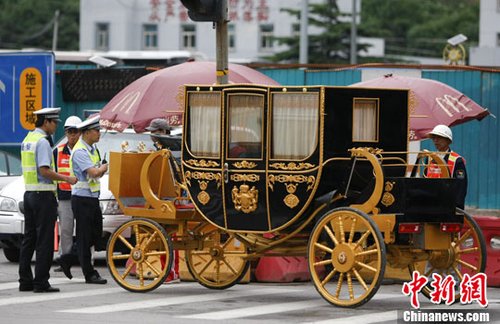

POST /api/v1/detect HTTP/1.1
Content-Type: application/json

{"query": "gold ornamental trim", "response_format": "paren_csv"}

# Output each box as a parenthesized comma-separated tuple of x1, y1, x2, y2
(197, 191, 210, 205)
(269, 162, 315, 170)
(283, 183, 299, 209)
(231, 184, 258, 214)
(381, 181, 396, 207)
(230, 174, 260, 182)
(268, 174, 316, 192)
(185, 159, 220, 168)
(232, 161, 257, 169)
(184, 171, 222, 188)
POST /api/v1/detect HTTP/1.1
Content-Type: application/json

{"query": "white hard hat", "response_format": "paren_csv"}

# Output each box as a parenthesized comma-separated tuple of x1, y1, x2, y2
(64, 116, 82, 129)
(428, 124, 453, 142)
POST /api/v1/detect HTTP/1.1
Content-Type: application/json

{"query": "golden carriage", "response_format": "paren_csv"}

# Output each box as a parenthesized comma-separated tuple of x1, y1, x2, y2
(106, 84, 486, 307)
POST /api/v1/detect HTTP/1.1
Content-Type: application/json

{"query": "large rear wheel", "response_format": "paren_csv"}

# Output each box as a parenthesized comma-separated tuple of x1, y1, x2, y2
(308, 207, 386, 307)
(107, 218, 172, 292)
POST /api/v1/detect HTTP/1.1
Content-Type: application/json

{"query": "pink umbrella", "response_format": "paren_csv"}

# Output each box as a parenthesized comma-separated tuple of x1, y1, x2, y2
(350, 74, 490, 140)
(100, 61, 279, 132)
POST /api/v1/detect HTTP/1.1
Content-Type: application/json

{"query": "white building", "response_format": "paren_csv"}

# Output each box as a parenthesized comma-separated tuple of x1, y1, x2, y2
(470, 0, 500, 66)
(79, 0, 378, 62)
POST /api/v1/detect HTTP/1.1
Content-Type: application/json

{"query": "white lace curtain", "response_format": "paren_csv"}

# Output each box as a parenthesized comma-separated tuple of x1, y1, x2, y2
(352, 98, 378, 142)
(272, 93, 319, 160)
(189, 93, 221, 157)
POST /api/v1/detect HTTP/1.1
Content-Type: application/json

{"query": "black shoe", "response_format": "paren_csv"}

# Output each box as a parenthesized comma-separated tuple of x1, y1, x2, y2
(85, 273, 107, 284)
(58, 257, 73, 280)
(19, 285, 33, 292)
(33, 286, 60, 293)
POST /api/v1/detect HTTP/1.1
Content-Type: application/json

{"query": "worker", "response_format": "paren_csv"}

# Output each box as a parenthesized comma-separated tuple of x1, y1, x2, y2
(54, 116, 82, 273)
(427, 124, 468, 209)
(145, 118, 171, 151)
(19, 107, 77, 293)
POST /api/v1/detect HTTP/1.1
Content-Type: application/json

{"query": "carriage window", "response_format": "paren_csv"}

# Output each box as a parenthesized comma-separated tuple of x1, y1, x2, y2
(353, 98, 379, 142)
(189, 93, 221, 157)
(272, 93, 319, 160)
(228, 95, 263, 159)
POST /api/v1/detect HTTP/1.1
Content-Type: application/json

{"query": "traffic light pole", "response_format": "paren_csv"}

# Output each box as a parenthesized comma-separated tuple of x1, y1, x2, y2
(215, 0, 228, 84)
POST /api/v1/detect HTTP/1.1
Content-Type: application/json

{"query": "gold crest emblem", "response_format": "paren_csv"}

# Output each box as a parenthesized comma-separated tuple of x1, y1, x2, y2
(231, 184, 258, 214)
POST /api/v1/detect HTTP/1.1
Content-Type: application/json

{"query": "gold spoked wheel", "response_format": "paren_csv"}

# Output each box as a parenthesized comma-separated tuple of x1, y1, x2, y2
(308, 207, 386, 307)
(107, 218, 172, 292)
(186, 222, 249, 289)
(409, 209, 486, 302)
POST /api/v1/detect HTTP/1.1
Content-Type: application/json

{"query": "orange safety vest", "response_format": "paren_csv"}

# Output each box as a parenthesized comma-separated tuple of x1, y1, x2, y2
(57, 143, 72, 191)
(427, 151, 465, 178)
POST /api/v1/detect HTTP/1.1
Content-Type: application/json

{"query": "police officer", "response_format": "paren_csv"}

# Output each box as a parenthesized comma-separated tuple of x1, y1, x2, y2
(63, 115, 107, 284)
(19, 107, 77, 293)
(427, 124, 468, 209)
(54, 116, 81, 273)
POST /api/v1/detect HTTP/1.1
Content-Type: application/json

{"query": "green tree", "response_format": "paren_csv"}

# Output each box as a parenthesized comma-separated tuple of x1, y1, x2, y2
(359, 0, 479, 58)
(269, 0, 368, 64)
(0, 0, 79, 50)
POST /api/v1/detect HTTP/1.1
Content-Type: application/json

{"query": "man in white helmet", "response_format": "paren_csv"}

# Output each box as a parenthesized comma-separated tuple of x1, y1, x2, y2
(54, 116, 82, 274)
(427, 124, 468, 209)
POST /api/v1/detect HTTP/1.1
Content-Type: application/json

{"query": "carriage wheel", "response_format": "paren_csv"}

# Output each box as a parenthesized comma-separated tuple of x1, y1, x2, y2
(186, 222, 249, 289)
(107, 218, 172, 292)
(408, 209, 486, 301)
(308, 207, 386, 307)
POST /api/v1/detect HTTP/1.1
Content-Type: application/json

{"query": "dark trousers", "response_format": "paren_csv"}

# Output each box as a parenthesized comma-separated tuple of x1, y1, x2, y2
(18, 191, 57, 290)
(71, 195, 102, 279)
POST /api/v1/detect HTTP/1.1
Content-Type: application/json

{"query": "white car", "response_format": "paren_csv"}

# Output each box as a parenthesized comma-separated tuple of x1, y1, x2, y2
(0, 129, 181, 262)
(0, 150, 22, 191)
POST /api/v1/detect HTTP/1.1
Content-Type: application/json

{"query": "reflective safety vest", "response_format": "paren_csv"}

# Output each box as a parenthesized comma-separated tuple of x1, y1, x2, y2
(57, 143, 71, 191)
(70, 139, 101, 193)
(427, 151, 465, 178)
(21, 131, 56, 191)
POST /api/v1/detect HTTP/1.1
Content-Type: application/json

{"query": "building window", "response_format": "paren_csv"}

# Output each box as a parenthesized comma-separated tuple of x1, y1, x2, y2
(352, 98, 379, 142)
(497, 0, 500, 12)
(259, 24, 274, 51)
(95, 23, 109, 51)
(228, 24, 236, 51)
(497, 33, 500, 47)
(143, 24, 158, 50)
(182, 25, 196, 50)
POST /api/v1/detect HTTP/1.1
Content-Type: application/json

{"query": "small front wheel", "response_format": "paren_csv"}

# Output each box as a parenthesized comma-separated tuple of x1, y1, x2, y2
(308, 207, 386, 308)
(107, 218, 172, 292)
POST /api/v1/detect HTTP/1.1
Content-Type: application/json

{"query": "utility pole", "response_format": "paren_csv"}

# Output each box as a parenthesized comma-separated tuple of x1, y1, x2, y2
(52, 10, 60, 52)
(350, 0, 357, 65)
(299, 0, 308, 64)
(215, 0, 228, 84)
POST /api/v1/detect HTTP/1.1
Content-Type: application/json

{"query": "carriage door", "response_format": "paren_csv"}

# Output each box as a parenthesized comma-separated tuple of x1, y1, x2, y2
(222, 87, 269, 231)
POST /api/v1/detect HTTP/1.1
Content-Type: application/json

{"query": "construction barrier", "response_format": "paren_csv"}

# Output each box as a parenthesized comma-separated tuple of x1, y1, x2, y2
(254, 256, 312, 282)
(472, 215, 500, 287)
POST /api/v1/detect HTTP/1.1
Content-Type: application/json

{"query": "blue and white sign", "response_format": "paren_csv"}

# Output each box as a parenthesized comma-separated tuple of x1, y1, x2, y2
(0, 52, 55, 145)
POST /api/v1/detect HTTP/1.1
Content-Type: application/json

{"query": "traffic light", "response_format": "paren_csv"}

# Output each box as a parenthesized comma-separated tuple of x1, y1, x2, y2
(180, 0, 225, 22)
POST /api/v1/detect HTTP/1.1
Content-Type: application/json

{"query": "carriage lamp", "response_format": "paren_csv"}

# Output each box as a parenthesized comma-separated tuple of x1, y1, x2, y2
(398, 223, 421, 233)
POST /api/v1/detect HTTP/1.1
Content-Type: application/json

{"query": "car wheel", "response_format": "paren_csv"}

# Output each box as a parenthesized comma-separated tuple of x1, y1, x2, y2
(3, 247, 20, 262)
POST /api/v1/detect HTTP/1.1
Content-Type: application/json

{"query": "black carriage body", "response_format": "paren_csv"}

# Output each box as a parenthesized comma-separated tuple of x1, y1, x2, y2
(181, 84, 458, 233)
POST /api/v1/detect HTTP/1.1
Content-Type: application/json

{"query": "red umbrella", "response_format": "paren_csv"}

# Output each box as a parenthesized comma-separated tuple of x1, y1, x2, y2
(100, 61, 279, 132)
(350, 74, 490, 140)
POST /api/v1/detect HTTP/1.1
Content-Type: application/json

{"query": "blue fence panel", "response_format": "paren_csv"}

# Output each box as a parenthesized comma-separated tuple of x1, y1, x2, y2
(257, 69, 305, 85)
(305, 69, 361, 86)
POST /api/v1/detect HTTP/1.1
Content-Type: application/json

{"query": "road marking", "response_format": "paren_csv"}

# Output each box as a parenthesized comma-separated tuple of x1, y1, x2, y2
(59, 288, 299, 314)
(0, 287, 123, 307)
(307, 311, 398, 324)
(0, 278, 85, 291)
(180, 300, 323, 320)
